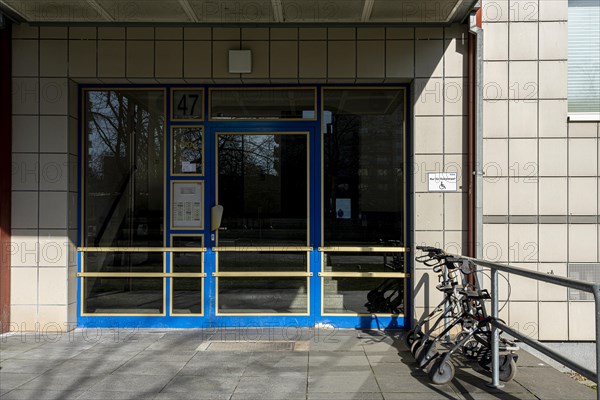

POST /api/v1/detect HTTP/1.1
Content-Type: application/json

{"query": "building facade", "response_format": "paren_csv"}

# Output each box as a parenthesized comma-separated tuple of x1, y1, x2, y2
(1, 0, 599, 341)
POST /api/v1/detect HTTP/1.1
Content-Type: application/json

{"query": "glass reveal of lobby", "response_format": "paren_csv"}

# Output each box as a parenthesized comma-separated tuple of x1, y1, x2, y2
(78, 86, 408, 328)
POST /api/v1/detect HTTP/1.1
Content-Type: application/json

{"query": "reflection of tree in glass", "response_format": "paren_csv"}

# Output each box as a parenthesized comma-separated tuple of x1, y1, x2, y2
(218, 134, 279, 177)
(85, 90, 164, 247)
(173, 128, 202, 173)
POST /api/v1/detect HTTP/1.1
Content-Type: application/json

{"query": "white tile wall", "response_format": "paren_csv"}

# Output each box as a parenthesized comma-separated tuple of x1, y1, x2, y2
(13, 22, 590, 340)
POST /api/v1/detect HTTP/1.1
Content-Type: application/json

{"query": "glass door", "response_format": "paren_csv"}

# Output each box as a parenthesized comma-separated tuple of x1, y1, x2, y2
(213, 131, 312, 317)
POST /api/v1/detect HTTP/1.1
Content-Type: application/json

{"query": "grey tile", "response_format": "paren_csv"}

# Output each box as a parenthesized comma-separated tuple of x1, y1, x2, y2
(0, 389, 84, 399)
(128, 351, 197, 363)
(154, 392, 231, 400)
(234, 372, 307, 394)
(0, 359, 63, 374)
(231, 393, 305, 400)
(71, 350, 141, 361)
(512, 366, 596, 400)
(450, 370, 530, 394)
(309, 352, 370, 368)
(160, 375, 239, 394)
(178, 353, 251, 376)
(309, 393, 384, 400)
(78, 391, 159, 400)
(309, 370, 380, 393)
(383, 392, 464, 400)
(46, 359, 127, 376)
(0, 372, 40, 391)
(375, 371, 454, 394)
(112, 360, 187, 376)
(87, 375, 173, 393)
(18, 373, 105, 391)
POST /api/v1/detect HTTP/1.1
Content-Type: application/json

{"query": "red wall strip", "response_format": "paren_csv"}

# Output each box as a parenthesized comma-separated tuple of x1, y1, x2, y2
(0, 20, 12, 333)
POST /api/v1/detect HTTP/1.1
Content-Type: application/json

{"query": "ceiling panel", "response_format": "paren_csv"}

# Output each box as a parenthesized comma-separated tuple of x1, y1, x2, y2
(371, 0, 464, 23)
(279, 0, 364, 22)
(98, 1, 190, 22)
(189, 0, 273, 23)
(4, 0, 105, 22)
(1, 0, 474, 23)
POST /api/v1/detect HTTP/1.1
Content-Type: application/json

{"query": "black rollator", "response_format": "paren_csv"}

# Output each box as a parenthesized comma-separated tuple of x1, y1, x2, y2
(405, 246, 519, 385)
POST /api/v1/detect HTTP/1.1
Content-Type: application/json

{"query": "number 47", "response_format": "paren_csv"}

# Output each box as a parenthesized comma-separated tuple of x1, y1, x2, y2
(177, 94, 199, 116)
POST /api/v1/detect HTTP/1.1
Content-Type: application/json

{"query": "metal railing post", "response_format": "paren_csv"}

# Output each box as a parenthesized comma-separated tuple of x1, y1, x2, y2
(594, 285, 600, 400)
(487, 268, 503, 388)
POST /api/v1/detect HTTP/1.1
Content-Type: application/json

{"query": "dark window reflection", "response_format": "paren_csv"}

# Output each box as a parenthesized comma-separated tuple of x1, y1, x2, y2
(218, 278, 308, 314)
(323, 89, 405, 246)
(172, 236, 203, 273)
(323, 277, 404, 314)
(324, 252, 405, 273)
(218, 134, 308, 246)
(211, 89, 315, 120)
(218, 252, 307, 272)
(85, 252, 163, 273)
(84, 278, 163, 314)
(85, 90, 165, 248)
(171, 236, 203, 314)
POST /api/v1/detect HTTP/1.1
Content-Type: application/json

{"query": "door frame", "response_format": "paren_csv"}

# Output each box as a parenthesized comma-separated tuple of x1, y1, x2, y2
(206, 124, 319, 327)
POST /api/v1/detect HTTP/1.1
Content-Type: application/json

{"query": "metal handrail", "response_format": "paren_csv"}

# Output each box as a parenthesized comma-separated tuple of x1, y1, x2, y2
(448, 253, 600, 398)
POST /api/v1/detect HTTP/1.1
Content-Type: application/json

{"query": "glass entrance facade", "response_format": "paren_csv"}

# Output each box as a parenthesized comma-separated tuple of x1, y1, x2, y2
(78, 85, 409, 328)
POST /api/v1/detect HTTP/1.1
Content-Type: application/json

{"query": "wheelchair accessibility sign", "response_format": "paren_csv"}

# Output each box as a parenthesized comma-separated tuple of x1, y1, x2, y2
(428, 173, 457, 192)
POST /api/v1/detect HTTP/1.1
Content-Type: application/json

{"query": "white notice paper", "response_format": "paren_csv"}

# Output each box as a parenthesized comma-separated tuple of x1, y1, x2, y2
(181, 161, 197, 173)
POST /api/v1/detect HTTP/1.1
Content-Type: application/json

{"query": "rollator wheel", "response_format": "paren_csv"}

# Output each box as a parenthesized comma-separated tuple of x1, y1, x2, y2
(461, 339, 481, 360)
(410, 339, 422, 356)
(428, 357, 455, 385)
(415, 341, 437, 369)
(404, 329, 422, 349)
(499, 356, 517, 382)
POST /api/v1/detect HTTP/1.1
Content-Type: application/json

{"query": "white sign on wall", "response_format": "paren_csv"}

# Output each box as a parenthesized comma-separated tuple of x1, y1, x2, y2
(428, 173, 458, 192)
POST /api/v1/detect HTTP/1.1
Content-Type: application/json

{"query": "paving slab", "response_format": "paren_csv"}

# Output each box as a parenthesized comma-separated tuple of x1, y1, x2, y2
(0, 372, 40, 391)
(308, 370, 381, 393)
(86, 374, 173, 393)
(17, 372, 105, 392)
(0, 389, 85, 399)
(1, 328, 597, 400)
(159, 375, 239, 394)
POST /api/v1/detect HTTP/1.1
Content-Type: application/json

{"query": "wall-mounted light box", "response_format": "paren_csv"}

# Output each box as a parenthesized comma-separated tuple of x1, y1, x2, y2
(229, 50, 252, 73)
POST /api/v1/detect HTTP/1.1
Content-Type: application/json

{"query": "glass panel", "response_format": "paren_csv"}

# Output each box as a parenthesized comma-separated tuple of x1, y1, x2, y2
(84, 90, 165, 247)
(323, 89, 405, 246)
(218, 134, 308, 246)
(85, 252, 163, 273)
(218, 278, 308, 314)
(324, 252, 405, 274)
(218, 252, 307, 272)
(172, 236, 203, 273)
(172, 127, 203, 175)
(323, 277, 404, 314)
(84, 277, 163, 314)
(172, 89, 203, 120)
(211, 89, 315, 120)
(172, 278, 202, 314)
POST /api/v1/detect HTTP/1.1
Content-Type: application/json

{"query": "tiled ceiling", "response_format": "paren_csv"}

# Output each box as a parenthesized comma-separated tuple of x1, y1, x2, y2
(0, 0, 477, 24)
